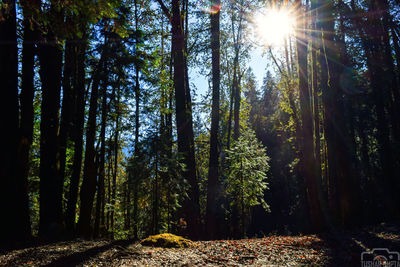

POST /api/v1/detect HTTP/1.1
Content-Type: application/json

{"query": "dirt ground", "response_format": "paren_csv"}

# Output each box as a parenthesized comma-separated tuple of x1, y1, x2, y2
(1, 222, 399, 266)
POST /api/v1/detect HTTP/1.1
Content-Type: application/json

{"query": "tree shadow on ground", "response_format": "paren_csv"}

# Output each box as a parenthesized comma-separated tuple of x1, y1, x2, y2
(321, 226, 400, 267)
(40, 240, 132, 267)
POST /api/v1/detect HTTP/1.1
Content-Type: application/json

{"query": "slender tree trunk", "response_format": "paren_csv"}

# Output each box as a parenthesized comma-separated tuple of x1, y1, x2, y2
(153, 157, 160, 234)
(77, 40, 107, 238)
(94, 75, 109, 238)
(106, 142, 113, 232)
(66, 33, 87, 233)
(132, 0, 140, 239)
(231, 13, 243, 141)
(391, 26, 400, 76)
(58, 36, 76, 210)
(206, 4, 221, 240)
(111, 109, 119, 239)
(226, 58, 236, 150)
(16, 0, 40, 241)
(233, 62, 241, 139)
(38, 6, 64, 238)
(311, 1, 322, 183)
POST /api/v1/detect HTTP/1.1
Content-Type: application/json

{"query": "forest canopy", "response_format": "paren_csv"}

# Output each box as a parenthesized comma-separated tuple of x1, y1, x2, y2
(0, 0, 399, 246)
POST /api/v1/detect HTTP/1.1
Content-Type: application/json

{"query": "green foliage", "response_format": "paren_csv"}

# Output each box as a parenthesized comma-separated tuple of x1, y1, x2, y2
(225, 128, 270, 212)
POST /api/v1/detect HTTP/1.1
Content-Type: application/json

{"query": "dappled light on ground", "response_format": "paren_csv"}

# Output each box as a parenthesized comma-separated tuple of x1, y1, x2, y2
(1, 223, 398, 266)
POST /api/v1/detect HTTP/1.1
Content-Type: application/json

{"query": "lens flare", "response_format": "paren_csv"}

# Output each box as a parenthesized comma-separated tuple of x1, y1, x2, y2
(255, 9, 295, 46)
(197, 1, 221, 14)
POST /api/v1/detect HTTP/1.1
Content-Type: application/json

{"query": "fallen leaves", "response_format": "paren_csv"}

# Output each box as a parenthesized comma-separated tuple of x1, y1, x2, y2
(1, 222, 399, 266)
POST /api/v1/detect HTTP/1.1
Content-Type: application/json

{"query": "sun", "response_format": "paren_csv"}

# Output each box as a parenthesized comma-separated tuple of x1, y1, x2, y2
(255, 9, 295, 46)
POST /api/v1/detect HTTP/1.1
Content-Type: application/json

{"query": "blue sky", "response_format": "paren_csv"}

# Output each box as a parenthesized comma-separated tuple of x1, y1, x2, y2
(192, 45, 270, 100)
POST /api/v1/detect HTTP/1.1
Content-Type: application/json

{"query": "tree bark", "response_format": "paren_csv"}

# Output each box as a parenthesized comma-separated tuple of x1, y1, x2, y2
(66, 33, 87, 233)
(351, 0, 398, 219)
(77, 41, 107, 238)
(38, 6, 64, 238)
(111, 106, 119, 239)
(0, 0, 26, 244)
(171, 0, 201, 239)
(57, 37, 75, 211)
(206, 4, 221, 240)
(16, 0, 40, 241)
(296, 0, 325, 231)
(311, 0, 322, 185)
(94, 73, 109, 238)
(319, 0, 361, 227)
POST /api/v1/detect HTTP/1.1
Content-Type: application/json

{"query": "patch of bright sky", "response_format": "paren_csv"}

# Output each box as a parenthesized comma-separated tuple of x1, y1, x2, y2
(190, 3, 286, 100)
(191, 29, 271, 101)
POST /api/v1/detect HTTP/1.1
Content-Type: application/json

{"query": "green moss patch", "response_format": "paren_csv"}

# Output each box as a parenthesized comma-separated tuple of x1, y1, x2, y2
(140, 233, 195, 248)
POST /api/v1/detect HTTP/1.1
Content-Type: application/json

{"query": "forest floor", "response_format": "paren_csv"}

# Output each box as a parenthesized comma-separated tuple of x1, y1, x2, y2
(1, 222, 399, 266)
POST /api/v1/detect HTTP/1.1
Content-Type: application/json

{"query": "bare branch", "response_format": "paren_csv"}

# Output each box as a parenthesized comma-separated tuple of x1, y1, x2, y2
(155, 0, 171, 20)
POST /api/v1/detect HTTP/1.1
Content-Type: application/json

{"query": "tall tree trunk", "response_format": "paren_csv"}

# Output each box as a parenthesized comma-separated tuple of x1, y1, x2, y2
(111, 107, 119, 239)
(94, 75, 108, 238)
(0, 0, 25, 244)
(152, 157, 160, 234)
(66, 33, 87, 233)
(132, 0, 140, 239)
(171, 0, 201, 239)
(206, 4, 221, 240)
(231, 13, 243, 141)
(319, 0, 361, 227)
(233, 74, 241, 139)
(311, 0, 322, 184)
(367, 0, 398, 218)
(351, 0, 398, 219)
(378, 0, 400, 145)
(106, 140, 113, 232)
(16, 0, 40, 241)
(38, 6, 64, 238)
(77, 41, 107, 238)
(57, 37, 75, 209)
(296, 0, 325, 232)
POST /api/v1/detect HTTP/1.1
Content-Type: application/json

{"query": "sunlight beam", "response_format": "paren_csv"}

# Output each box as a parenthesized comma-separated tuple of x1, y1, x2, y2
(255, 9, 295, 46)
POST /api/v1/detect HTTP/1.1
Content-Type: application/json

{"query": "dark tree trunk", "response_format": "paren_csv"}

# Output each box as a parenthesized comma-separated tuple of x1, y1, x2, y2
(152, 158, 160, 234)
(378, 0, 400, 145)
(319, 0, 361, 227)
(367, 0, 398, 218)
(38, 7, 64, 238)
(231, 14, 243, 141)
(296, 0, 325, 232)
(171, 0, 201, 239)
(311, 1, 322, 184)
(351, 0, 398, 218)
(0, 0, 27, 244)
(16, 0, 40, 241)
(77, 43, 107, 238)
(233, 58, 241, 140)
(106, 141, 113, 232)
(206, 5, 221, 240)
(111, 109, 119, 239)
(94, 75, 109, 238)
(57, 37, 75, 208)
(132, 0, 140, 238)
(66, 34, 87, 233)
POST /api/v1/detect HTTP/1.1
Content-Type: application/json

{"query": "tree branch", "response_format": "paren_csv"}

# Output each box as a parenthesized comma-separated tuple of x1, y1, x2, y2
(155, 0, 171, 20)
